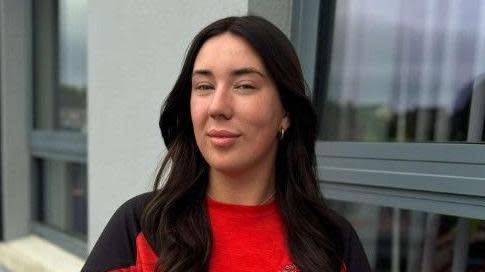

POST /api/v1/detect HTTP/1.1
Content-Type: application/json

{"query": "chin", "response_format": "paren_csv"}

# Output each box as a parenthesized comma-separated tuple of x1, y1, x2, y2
(208, 160, 248, 176)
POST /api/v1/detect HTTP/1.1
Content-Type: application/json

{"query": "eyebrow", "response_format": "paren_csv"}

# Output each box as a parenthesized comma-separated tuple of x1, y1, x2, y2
(192, 67, 266, 79)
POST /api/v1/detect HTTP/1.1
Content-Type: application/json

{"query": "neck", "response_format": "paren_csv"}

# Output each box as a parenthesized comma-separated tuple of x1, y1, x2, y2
(207, 165, 276, 206)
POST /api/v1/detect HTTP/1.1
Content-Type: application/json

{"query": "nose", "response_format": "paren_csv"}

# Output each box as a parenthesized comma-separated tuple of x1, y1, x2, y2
(208, 85, 233, 120)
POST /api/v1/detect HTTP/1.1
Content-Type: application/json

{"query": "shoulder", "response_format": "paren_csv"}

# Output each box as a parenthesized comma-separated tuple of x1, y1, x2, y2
(328, 208, 372, 272)
(329, 209, 358, 247)
(112, 192, 153, 225)
(82, 192, 155, 272)
(102, 192, 154, 238)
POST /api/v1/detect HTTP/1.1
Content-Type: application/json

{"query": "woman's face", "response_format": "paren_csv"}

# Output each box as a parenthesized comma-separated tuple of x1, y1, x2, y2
(190, 32, 289, 175)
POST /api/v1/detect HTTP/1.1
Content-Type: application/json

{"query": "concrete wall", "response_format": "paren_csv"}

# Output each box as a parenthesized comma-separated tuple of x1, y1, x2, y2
(0, 0, 32, 240)
(87, 0, 248, 249)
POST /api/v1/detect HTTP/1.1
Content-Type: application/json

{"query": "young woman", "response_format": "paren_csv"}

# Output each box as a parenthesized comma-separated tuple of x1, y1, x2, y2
(82, 16, 371, 272)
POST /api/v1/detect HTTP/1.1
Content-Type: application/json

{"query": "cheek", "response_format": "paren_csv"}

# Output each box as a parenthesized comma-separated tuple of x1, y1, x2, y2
(239, 101, 281, 141)
(190, 97, 206, 130)
(190, 97, 209, 151)
(190, 103, 205, 160)
(243, 94, 283, 131)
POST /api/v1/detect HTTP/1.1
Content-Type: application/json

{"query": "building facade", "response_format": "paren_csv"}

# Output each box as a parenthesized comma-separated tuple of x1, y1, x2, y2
(1, 0, 484, 271)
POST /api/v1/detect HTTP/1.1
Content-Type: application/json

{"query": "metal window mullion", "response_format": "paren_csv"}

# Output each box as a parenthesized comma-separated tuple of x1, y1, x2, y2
(30, 130, 87, 163)
(467, 74, 485, 142)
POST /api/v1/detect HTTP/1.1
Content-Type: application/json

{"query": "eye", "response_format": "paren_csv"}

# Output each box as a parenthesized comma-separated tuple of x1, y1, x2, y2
(235, 84, 256, 91)
(194, 84, 214, 91)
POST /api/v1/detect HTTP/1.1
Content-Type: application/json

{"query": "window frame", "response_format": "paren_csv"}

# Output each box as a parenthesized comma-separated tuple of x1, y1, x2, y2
(31, 130, 86, 163)
(317, 142, 485, 220)
(20, 0, 87, 257)
(291, 0, 485, 219)
(30, 130, 87, 258)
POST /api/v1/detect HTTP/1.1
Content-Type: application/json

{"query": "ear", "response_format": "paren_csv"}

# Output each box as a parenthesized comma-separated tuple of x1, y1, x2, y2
(281, 112, 290, 130)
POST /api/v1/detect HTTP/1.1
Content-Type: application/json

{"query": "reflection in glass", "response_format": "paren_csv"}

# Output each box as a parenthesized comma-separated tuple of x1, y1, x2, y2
(58, 0, 87, 131)
(328, 200, 485, 271)
(318, 0, 485, 142)
(33, 0, 87, 132)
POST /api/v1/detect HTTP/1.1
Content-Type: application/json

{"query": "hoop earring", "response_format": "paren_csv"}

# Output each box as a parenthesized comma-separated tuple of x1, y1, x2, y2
(279, 128, 285, 140)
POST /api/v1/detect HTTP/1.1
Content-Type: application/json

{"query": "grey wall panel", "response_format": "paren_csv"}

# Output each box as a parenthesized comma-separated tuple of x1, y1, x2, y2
(321, 182, 485, 220)
(317, 142, 485, 215)
(317, 142, 485, 164)
(318, 157, 485, 196)
(0, 0, 32, 240)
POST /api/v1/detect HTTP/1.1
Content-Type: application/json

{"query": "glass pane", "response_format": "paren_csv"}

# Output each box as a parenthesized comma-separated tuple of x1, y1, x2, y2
(58, 0, 87, 131)
(33, 0, 87, 132)
(33, 159, 87, 239)
(318, 0, 485, 143)
(328, 199, 485, 271)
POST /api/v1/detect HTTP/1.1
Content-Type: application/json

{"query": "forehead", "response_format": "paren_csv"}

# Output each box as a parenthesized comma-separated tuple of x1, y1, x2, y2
(193, 32, 266, 71)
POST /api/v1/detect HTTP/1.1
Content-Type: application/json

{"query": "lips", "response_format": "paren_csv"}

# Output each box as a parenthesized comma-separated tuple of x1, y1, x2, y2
(207, 129, 240, 137)
(207, 129, 240, 147)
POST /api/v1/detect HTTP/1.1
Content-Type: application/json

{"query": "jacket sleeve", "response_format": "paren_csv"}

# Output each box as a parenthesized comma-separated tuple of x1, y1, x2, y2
(340, 219, 372, 272)
(81, 193, 152, 272)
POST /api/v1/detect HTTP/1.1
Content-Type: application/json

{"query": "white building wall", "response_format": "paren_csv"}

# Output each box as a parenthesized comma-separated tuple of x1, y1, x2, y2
(87, 0, 249, 249)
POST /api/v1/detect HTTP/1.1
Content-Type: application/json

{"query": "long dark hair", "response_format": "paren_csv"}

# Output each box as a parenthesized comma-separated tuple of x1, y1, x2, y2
(142, 15, 343, 272)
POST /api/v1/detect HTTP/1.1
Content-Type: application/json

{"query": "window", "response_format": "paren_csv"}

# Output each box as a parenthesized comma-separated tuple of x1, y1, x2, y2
(329, 199, 485, 271)
(292, 0, 485, 271)
(317, 0, 485, 143)
(31, 0, 87, 256)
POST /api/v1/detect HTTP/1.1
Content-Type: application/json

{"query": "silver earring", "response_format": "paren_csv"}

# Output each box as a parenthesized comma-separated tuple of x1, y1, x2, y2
(280, 128, 285, 140)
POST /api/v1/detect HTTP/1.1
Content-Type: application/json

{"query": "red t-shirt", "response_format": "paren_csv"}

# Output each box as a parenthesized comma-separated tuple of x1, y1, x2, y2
(207, 196, 299, 271)
(82, 193, 369, 272)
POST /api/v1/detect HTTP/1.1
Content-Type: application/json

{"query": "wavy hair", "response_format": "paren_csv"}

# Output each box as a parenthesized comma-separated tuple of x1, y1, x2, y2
(142, 16, 343, 272)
